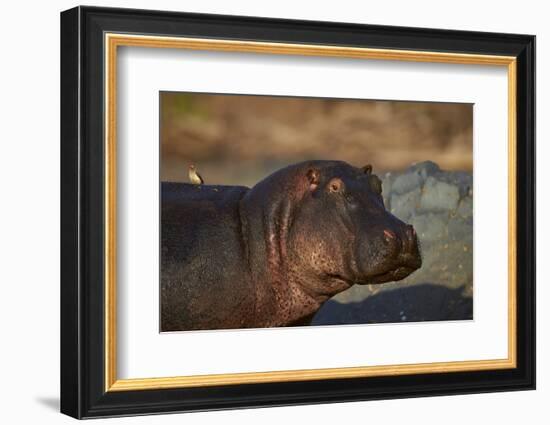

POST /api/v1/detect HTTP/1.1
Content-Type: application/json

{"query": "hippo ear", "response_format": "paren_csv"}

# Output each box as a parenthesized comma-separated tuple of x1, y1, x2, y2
(306, 168, 320, 190)
(362, 164, 373, 175)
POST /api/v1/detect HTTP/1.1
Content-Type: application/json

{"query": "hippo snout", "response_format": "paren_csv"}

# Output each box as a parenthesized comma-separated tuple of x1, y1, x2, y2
(388, 225, 422, 280)
(391, 223, 422, 276)
(357, 222, 422, 285)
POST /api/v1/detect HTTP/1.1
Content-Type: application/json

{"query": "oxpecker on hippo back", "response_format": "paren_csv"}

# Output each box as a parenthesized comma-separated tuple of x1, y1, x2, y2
(161, 160, 422, 331)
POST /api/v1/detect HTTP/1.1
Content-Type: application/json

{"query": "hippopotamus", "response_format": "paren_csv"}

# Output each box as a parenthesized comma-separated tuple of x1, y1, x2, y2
(161, 160, 421, 332)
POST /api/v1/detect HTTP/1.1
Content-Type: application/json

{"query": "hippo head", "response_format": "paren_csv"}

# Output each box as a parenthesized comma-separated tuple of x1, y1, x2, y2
(241, 160, 422, 301)
(288, 161, 421, 288)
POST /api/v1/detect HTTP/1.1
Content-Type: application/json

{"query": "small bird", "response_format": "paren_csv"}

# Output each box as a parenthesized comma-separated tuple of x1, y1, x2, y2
(188, 164, 204, 185)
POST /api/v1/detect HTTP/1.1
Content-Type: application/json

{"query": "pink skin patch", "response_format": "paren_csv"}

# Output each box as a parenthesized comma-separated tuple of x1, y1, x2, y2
(383, 229, 396, 241)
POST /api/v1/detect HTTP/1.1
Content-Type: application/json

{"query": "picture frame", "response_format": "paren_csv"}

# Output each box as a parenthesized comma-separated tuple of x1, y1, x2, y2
(60, 5, 535, 419)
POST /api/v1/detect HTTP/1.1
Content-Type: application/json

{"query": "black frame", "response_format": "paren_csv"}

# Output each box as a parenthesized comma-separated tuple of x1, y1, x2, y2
(60, 5, 536, 419)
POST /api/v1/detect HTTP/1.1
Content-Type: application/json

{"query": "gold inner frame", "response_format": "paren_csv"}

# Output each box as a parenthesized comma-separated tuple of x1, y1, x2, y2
(104, 33, 517, 392)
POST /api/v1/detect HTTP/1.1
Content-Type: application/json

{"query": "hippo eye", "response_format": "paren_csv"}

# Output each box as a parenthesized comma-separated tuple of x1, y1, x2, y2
(369, 175, 382, 195)
(328, 178, 344, 193)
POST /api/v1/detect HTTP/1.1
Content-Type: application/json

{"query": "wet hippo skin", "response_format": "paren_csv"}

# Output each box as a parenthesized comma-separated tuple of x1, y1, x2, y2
(161, 160, 421, 331)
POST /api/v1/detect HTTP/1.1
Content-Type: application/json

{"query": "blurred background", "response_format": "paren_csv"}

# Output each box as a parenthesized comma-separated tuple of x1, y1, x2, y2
(160, 92, 474, 324)
(160, 92, 472, 186)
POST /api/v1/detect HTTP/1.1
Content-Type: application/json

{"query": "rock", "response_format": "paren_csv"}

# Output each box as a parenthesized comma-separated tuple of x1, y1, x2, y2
(390, 188, 421, 221)
(447, 216, 473, 244)
(408, 160, 441, 180)
(410, 212, 449, 241)
(455, 196, 473, 219)
(419, 176, 460, 213)
(392, 172, 423, 195)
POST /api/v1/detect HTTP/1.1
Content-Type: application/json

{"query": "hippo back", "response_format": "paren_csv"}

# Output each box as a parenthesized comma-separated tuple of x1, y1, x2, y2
(161, 183, 252, 331)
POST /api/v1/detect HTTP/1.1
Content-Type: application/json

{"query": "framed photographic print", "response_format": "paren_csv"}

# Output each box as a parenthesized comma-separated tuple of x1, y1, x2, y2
(60, 6, 535, 419)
